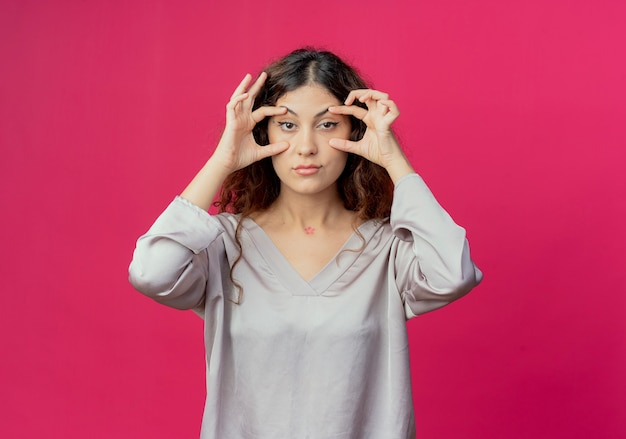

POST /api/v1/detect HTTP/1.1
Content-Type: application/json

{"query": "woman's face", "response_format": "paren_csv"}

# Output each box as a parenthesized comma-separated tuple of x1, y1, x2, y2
(267, 84, 351, 198)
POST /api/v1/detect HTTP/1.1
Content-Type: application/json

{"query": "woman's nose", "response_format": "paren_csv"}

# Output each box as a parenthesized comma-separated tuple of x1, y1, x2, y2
(294, 130, 317, 155)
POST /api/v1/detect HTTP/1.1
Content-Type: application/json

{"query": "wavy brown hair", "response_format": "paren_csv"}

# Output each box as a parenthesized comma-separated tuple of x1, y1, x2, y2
(214, 48, 394, 301)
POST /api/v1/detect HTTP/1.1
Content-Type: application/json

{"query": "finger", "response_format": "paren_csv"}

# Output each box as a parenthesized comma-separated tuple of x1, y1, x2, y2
(379, 99, 399, 111)
(256, 141, 290, 159)
(345, 89, 390, 104)
(328, 105, 368, 120)
(226, 92, 249, 111)
(379, 99, 400, 123)
(231, 74, 252, 100)
(362, 93, 378, 113)
(328, 138, 360, 154)
(376, 100, 391, 116)
(359, 90, 389, 103)
(344, 89, 370, 105)
(358, 91, 372, 103)
(251, 105, 287, 123)
(246, 71, 268, 99)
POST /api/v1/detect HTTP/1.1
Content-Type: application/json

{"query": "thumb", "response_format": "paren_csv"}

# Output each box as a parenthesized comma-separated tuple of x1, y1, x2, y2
(329, 138, 358, 153)
(257, 141, 289, 159)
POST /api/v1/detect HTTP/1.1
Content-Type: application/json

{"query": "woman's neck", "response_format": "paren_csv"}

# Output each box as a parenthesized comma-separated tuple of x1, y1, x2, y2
(254, 188, 355, 233)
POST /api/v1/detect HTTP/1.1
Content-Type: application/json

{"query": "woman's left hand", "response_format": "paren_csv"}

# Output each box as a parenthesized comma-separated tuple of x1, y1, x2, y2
(328, 89, 414, 182)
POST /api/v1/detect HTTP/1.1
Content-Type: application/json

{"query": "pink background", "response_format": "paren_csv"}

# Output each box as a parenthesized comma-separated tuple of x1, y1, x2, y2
(1, 0, 625, 438)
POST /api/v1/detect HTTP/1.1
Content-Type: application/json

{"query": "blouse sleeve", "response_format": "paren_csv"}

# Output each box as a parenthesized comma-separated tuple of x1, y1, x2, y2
(389, 173, 483, 318)
(128, 196, 224, 311)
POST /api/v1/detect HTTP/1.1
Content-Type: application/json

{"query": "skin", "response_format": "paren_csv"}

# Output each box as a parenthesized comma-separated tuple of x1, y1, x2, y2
(181, 72, 415, 280)
(255, 85, 356, 280)
(268, 84, 351, 203)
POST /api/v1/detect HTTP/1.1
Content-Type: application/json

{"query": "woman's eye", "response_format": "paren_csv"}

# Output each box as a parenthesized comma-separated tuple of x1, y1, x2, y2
(277, 121, 296, 131)
(319, 121, 339, 130)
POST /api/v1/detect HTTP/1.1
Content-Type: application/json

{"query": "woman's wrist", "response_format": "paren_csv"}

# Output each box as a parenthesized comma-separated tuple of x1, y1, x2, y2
(385, 155, 415, 184)
(180, 157, 233, 211)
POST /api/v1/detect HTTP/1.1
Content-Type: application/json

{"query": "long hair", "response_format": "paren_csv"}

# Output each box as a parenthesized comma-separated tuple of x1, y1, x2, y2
(216, 48, 394, 218)
(214, 48, 394, 301)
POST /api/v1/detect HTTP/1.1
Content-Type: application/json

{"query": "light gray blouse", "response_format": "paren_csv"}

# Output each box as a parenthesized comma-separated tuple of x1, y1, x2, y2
(129, 173, 482, 439)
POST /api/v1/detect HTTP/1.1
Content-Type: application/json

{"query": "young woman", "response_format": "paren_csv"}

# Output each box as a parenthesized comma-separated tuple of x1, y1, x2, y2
(129, 48, 482, 439)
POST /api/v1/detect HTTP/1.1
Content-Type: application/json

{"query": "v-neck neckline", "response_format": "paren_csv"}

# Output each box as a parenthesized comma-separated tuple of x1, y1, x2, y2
(240, 217, 381, 296)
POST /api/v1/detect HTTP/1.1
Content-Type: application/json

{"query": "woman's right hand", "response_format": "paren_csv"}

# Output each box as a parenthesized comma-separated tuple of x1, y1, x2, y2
(181, 73, 287, 210)
(212, 72, 289, 173)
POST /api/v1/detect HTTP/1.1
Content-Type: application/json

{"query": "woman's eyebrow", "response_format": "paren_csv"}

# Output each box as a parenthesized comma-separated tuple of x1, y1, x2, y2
(280, 106, 331, 118)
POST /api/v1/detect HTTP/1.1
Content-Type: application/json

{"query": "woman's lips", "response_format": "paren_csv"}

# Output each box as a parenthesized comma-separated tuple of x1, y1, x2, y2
(294, 165, 320, 176)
